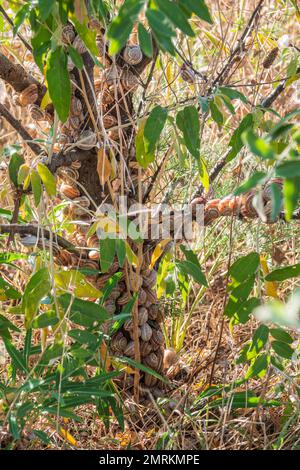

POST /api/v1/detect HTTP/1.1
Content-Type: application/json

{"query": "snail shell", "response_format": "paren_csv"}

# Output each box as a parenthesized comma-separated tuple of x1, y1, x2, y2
(218, 196, 234, 216)
(96, 273, 112, 289)
(87, 235, 99, 248)
(110, 287, 122, 301)
(150, 329, 164, 347)
(74, 231, 86, 247)
(55, 250, 73, 266)
(70, 96, 83, 116)
(129, 327, 141, 340)
(104, 65, 122, 87)
(144, 373, 158, 388)
(76, 129, 97, 150)
(73, 195, 90, 208)
(60, 183, 81, 199)
(124, 319, 134, 331)
(88, 18, 102, 31)
(144, 287, 157, 304)
(204, 199, 220, 225)
(96, 34, 105, 55)
(19, 84, 38, 106)
(148, 303, 160, 320)
(57, 166, 79, 182)
(124, 341, 135, 358)
(180, 63, 196, 84)
(141, 322, 153, 342)
(123, 45, 143, 65)
(129, 271, 142, 290)
(65, 115, 82, 131)
(138, 307, 148, 326)
(142, 270, 157, 288)
(104, 300, 116, 315)
(88, 250, 100, 261)
(140, 340, 153, 357)
(71, 160, 82, 170)
(138, 289, 147, 305)
(143, 352, 159, 370)
(262, 178, 283, 202)
(72, 35, 87, 54)
(102, 114, 117, 129)
(121, 69, 139, 91)
(240, 192, 257, 218)
(67, 57, 75, 71)
(28, 104, 45, 121)
(12, 93, 21, 106)
(111, 332, 127, 354)
(83, 259, 99, 270)
(117, 291, 131, 305)
(62, 24, 75, 44)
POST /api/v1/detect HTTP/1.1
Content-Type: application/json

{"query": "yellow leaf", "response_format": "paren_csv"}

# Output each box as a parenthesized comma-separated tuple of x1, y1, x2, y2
(204, 31, 230, 54)
(59, 427, 78, 447)
(54, 270, 102, 298)
(100, 342, 111, 371)
(97, 148, 112, 185)
(149, 239, 171, 270)
(40, 89, 52, 110)
(260, 256, 278, 298)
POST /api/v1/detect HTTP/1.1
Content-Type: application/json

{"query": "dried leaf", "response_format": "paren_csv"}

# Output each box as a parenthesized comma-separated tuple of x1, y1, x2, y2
(97, 148, 112, 185)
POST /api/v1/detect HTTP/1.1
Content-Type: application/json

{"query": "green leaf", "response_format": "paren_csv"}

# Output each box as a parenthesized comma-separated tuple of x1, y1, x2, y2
(100, 237, 115, 273)
(226, 113, 253, 162)
(117, 356, 167, 383)
(217, 86, 248, 104)
(138, 23, 153, 58)
(13, 4, 30, 36)
(8, 413, 20, 440)
(32, 310, 59, 328)
(37, 163, 57, 197)
(30, 170, 42, 206)
(156, 0, 195, 37)
(234, 171, 266, 196)
(229, 252, 260, 285)
(245, 353, 269, 379)
(225, 275, 256, 317)
(198, 96, 209, 113)
(3, 338, 28, 373)
(68, 329, 98, 348)
(283, 177, 300, 220)
(271, 340, 294, 359)
(68, 46, 84, 70)
(246, 325, 269, 360)
(176, 247, 207, 287)
(243, 130, 275, 160)
(59, 294, 110, 324)
(179, 0, 213, 24)
(209, 100, 223, 125)
(46, 46, 71, 122)
(9, 153, 25, 187)
(136, 120, 154, 168)
(210, 391, 280, 409)
(231, 297, 261, 325)
(276, 160, 300, 178)
(146, 8, 176, 55)
(72, 18, 99, 60)
(176, 105, 200, 159)
(22, 268, 51, 329)
(266, 263, 300, 281)
(108, 0, 145, 55)
(32, 430, 51, 445)
(0, 277, 22, 300)
(38, 0, 55, 21)
(270, 328, 293, 344)
(144, 105, 168, 156)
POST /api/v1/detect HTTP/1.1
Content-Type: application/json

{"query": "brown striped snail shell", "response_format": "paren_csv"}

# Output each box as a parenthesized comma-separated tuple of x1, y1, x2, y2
(124, 319, 134, 331)
(59, 133, 72, 145)
(73, 195, 90, 208)
(96, 273, 112, 289)
(204, 199, 220, 225)
(129, 327, 141, 339)
(88, 18, 102, 31)
(138, 307, 148, 326)
(94, 78, 103, 94)
(109, 287, 122, 301)
(87, 235, 99, 248)
(104, 65, 121, 87)
(72, 35, 87, 54)
(117, 291, 131, 306)
(129, 271, 142, 290)
(144, 373, 158, 388)
(123, 45, 143, 65)
(143, 352, 159, 370)
(55, 250, 73, 266)
(12, 93, 21, 106)
(65, 115, 82, 131)
(262, 178, 283, 202)
(140, 322, 153, 342)
(83, 259, 99, 270)
(151, 329, 164, 347)
(67, 57, 75, 71)
(70, 96, 83, 116)
(71, 160, 82, 170)
(111, 332, 127, 354)
(19, 84, 38, 106)
(96, 34, 105, 55)
(57, 166, 80, 183)
(108, 129, 120, 141)
(100, 88, 114, 105)
(142, 270, 157, 288)
(180, 63, 196, 84)
(74, 231, 86, 247)
(148, 303, 159, 320)
(104, 300, 116, 315)
(137, 288, 147, 305)
(76, 129, 97, 150)
(60, 183, 81, 199)
(121, 69, 139, 91)
(28, 104, 45, 121)
(62, 24, 75, 44)
(124, 341, 135, 358)
(102, 114, 117, 129)
(144, 287, 157, 304)
(240, 192, 257, 218)
(218, 195, 234, 216)
(140, 341, 153, 357)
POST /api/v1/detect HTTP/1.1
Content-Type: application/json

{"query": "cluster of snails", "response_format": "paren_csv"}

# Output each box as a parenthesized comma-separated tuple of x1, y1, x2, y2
(14, 83, 52, 124)
(192, 178, 284, 225)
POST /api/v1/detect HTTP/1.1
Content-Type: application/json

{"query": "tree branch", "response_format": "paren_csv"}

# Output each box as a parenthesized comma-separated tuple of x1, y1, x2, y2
(0, 51, 45, 103)
(0, 103, 43, 155)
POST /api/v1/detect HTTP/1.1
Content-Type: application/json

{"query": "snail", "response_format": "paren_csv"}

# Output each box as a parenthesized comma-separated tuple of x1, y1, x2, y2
(62, 24, 75, 44)
(76, 129, 97, 150)
(28, 104, 45, 122)
(19, 84, 38, 107)
(121, 69, 139, 91)
(72, 35, 87, 54)
(123, 44, 143, 65)
(60, 183, 81, 199)
(180, 63, 196, 84)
